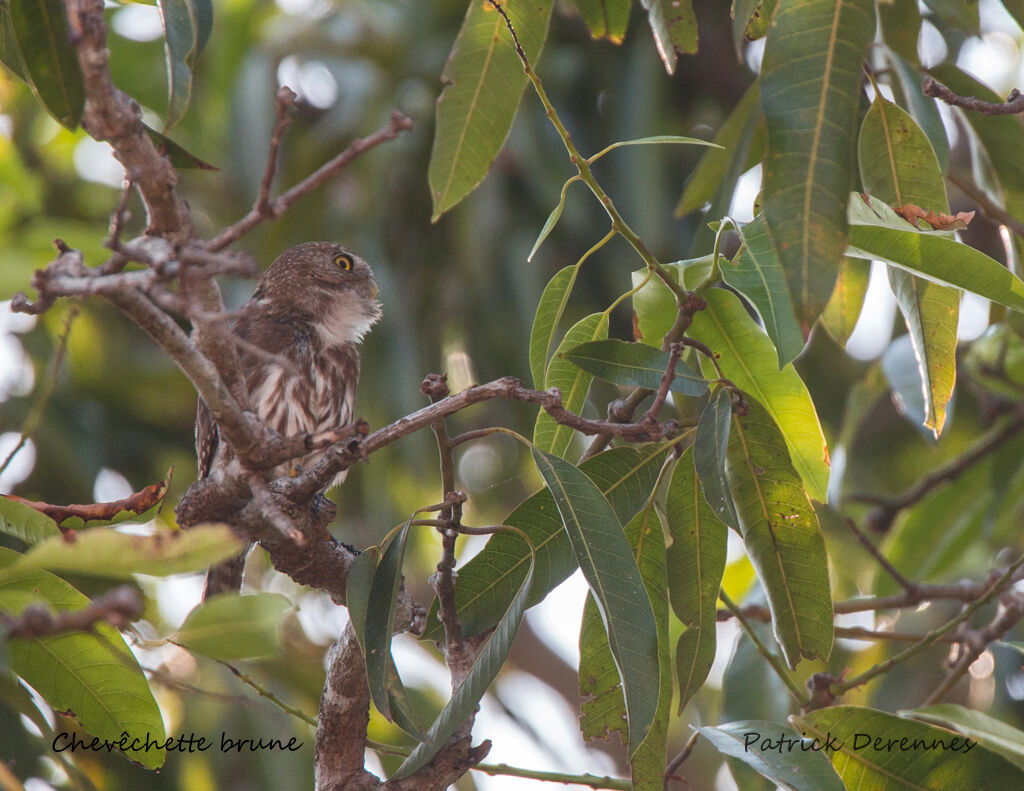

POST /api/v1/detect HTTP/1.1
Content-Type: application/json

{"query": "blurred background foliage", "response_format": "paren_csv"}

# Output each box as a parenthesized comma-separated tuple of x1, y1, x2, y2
(3, 0, 1024, 789)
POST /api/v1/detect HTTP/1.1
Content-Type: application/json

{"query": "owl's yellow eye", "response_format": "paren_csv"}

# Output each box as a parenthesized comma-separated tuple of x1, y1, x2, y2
(334, 253, 354, 271)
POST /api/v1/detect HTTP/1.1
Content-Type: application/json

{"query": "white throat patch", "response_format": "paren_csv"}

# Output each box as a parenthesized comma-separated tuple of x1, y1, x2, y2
(315, 290, 379, 346)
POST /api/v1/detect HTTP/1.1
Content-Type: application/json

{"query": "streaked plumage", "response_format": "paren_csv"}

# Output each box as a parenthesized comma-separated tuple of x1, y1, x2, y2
(196, 242, 380, 597)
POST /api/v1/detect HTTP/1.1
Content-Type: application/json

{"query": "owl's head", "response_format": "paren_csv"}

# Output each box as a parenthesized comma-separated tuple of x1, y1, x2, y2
(258, 242, 382, 344)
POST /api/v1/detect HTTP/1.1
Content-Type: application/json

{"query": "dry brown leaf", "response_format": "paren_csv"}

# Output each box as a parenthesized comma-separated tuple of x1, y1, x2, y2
(893, 203, 976, 231)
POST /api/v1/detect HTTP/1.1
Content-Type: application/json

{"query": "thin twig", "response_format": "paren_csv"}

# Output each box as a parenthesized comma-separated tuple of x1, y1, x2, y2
(0, 303, 79, 477)
(0, 586, 142, 639)
(947, 171, 1024, 238)
(663, 730, 700, 790)
(256, 87, 297, 215)
(923, 76, 1024, 116)
(207, 110, 413, 252)
(842, 516, 913, 591)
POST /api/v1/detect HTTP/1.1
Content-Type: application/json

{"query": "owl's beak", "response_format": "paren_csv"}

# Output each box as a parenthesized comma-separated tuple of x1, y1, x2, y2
(369, 280, 379, 300)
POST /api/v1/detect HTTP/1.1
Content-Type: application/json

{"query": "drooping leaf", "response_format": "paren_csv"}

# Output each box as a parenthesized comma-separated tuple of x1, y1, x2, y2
(421, 444, 667, 641)
(363, 520, 412, 723)
(10, 524, 244, 579)
(144, 124, 219, 170)
(694, 389, 740, 530)
(700, 720, 846, 791)
(922, 0, 979, 35)
(0, 547, 165, 769)
(394, 529, 535, 777)
(0, 2, 29, 81)
(676, 79, 762, 217)
(722, 213, 806, 366)
(174, 593, 291, 660)
(726, 399, 833, 667)
(639, 0, 696, 75)
(529, 264, 579, 389)
(572, 0, 631, 43)
(687, 288, 830, 502)
(820, 256, 870, 347)
(580, 500, 672, 791)
(533, 312, 608, 459)
(760, 0, 875, 329)
(906, 704, 1024, 769)
(0, 496, 60, 544)
(793, 706, 1024, 788)
(9, 0, 84, 128)
(156, 0, 212, 128)
(429, 0, 554, 219)
(848, 194, 1024, 312)
(532, 448, 660, 757)
(562, 338, 707, 396)
(529, 178, 579, 262)
(665, 448, 727, 711)
(877, 0, 921, 65)
(928, 64, 1024, 221)
(858, 94, 959, 437)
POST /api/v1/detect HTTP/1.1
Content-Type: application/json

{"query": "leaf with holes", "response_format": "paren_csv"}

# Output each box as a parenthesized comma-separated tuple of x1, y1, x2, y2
(726, 399, 833, 667)
(760, 0, 875, 329)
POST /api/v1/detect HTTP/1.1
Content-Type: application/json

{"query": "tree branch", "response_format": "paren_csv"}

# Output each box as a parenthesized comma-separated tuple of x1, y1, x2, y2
(923, 76, 1024, 116)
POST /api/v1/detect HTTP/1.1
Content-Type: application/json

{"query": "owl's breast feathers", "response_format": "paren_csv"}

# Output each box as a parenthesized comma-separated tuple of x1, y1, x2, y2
(196, 307, 362, 486)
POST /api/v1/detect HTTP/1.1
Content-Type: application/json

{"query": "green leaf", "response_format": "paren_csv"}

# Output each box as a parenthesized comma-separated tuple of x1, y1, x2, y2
(630, 257, 713, 345)
(639, 0, 697, 75)
(394, 529, 534, 778)
(529, 264, 578, 389)
(726, 398, 833, 667)
(580, 500, 672, 791)
(760, 0, 875, 328)
(929, 64, 1024, 221)
(533, 312, 608, 459)
(922, 0, 979, 35)
(0, 2, 28, 81)
(532, 448, 659, 757)
(173, 593, 291, 660)
(589, 135, 721, 164)
(9, 0, 84, 128)
(848, 194, 1024, 312)
(572, 0, 630, 42)
(820, 256, 870, 347)
(733, 0, 778, 46)
(886, 49, 949, 171)
(421, 444, 668, 642)
(156, 0, 212, 128)
(676, 79, 762, 218)
(562, 338, 707, 396)
(700, 720, 846, 791)
(529, 178, 579, 262)
(877, 0, 920, 65)
(0, 496, 59, 544)
(665, 447, 727, 711)
(858, 94, 958, 437)
(0, 547, 165, 769)
(144, 124, 218, 170)
(793, 705, 1024, 789)
(694, 389, 740, 530)
(688, 288, 830, 502)
(905, 704, 1024, 769)
(722, 213, 806, 366)
(429, 0, 554, 219)
(9, 524, 244, 579)
(363, 519, 412, 723)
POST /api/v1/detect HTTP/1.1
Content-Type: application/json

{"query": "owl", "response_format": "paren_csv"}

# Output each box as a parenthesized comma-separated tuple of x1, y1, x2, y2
(196, 242, 381, 598)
